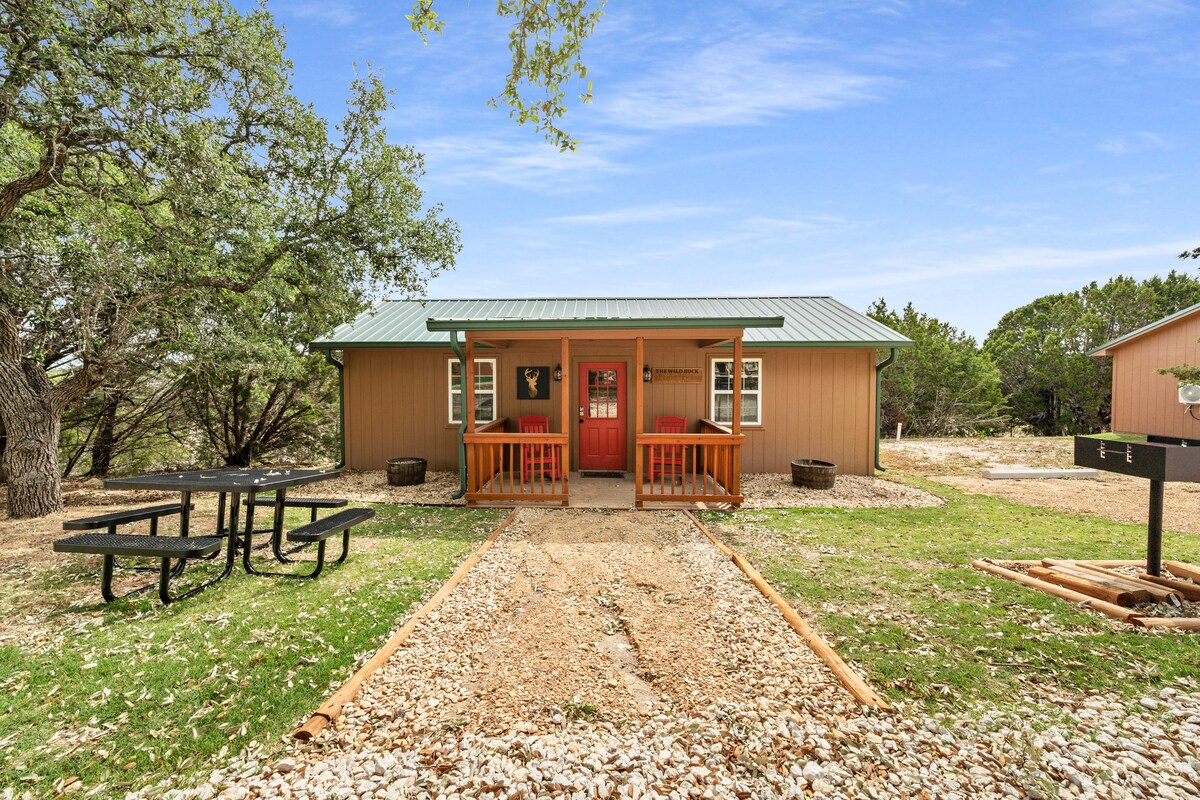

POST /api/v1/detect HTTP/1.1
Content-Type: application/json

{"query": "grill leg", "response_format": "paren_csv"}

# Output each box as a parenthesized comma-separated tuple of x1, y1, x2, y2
(1148, 479, 1164, 577)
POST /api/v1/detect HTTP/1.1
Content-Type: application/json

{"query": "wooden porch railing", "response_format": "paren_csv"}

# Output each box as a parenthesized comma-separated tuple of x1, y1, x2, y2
(636, 419, 743, 507)
(464, 430, 569, 506)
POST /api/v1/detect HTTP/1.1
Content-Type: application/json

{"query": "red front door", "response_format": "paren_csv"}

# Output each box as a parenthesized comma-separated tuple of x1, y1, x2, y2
(578, 362, 627, 471)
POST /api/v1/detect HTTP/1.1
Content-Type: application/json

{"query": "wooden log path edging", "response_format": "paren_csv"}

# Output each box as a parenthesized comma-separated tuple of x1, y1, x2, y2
(683, 511, 892, 712)
(972, 559, 1200, 631)
(293, 509, 521, 741)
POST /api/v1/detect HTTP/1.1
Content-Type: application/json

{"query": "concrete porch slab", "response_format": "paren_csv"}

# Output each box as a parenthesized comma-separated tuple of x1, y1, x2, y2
(983, 467, 1099, 480)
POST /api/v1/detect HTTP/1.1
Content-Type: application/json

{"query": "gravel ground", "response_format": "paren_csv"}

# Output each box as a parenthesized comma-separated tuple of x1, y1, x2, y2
(739, 474, 943, 510)
(159, 509, 1200, 800)
(302, 471, 942, 511)
(883, 438, 1200, 535)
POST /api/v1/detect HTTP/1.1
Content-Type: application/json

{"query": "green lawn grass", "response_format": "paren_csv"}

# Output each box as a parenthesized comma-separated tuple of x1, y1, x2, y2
(0, 505, 500, 798)
(703, 478, 1200, 709)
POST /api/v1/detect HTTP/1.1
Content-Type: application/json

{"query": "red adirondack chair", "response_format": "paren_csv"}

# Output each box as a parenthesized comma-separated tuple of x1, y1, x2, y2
(649, 416, 686, 483)
(519, 415, 561, 481)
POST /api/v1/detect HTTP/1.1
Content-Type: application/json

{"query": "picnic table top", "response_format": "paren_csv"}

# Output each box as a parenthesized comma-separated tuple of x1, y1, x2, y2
(104, 468, 340, 493)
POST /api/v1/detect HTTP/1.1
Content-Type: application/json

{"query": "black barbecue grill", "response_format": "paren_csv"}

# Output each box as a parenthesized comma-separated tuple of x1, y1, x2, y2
(1074, 436, 1200, 575)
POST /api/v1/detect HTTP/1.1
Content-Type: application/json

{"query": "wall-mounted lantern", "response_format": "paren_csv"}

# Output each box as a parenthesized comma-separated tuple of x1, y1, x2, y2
(643, 363, 653, 382)
(553, 364, 562, 382)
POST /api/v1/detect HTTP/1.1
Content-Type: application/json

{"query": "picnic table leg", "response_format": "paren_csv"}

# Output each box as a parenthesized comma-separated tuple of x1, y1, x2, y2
(158, 557, 174, 605)
(168, 491, 192, 578)
(241, 491, 258, 573)
(164, 510, 240, 604)
(215, 492, 227, 536)
(229, 492, 241, 551)
(101, 555, 117, 602)
(271, 488, 296, 563)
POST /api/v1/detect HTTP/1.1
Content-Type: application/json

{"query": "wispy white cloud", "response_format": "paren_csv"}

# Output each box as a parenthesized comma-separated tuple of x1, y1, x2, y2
(412, 132, 635, 191)
(547, 203, 719, 225)
(1097, 131, 1171, 155)
(793, 239, 1198, 296)
(597, 35, 887, 130)
(280, 0, 359, 28)
(1083, 0, 1192, 28)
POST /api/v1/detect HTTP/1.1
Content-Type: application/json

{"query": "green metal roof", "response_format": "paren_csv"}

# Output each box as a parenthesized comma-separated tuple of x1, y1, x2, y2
(1089, 301, 1200, 356)
(311, 297, 913, 349)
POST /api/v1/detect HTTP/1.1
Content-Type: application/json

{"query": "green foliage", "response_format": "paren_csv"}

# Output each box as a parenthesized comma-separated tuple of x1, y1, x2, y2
(176, 274, 349, 467)
(1158, 364, 1200, 385)
(985, 272, 1200, 436)
(0, 1, 460, 510)
(0, 504, 501, 797)
(408, 0, 607, 151)
(868, 300, 1006, 436)
(705, 479, 1200, 708)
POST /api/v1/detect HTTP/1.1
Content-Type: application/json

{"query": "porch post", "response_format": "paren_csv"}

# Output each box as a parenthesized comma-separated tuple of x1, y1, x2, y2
(731, 332, 743, 499)
(732, 334, 742, 436)
(464, 336, 476, 434)
(635, 336, 644, 507)
(560, 336, 570, 505)
(560, 337, 570, 435)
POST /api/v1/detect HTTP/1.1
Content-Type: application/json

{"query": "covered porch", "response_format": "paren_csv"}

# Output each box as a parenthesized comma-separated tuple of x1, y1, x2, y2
(427, 314, 784, 509)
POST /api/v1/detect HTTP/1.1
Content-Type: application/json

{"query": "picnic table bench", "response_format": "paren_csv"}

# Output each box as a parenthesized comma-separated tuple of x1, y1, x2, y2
(63, 502, 191, 535)
(246, 506, 374, 579)
(53, 532, 224, 605)
(243, 496, 348, 522)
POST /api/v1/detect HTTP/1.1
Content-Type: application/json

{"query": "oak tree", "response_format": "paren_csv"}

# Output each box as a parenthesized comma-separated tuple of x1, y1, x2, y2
(0, 1, 458, 516)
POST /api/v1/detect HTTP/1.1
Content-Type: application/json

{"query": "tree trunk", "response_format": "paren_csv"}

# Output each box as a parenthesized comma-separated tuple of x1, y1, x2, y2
(1, 392, 64, 517)
(86, 390, 122, 477)
(224, 445, 254, 468)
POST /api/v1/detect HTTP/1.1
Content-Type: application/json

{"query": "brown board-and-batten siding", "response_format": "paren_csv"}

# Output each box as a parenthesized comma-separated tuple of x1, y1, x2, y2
(343, 344, 878, 476)
(1109, 312, 1200, 441)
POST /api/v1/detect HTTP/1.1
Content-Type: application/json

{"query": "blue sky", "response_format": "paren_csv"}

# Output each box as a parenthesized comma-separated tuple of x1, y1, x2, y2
(263, 0, 1199, 341)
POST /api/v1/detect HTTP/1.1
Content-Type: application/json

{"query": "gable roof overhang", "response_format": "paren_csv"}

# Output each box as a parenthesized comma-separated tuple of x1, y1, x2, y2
(1089, 301, 1200, 357)
(309, 297, 914, 350)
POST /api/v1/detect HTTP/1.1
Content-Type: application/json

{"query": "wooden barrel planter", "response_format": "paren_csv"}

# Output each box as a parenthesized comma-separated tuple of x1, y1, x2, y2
(791, 459, 836, 490)
(386, 457, 427, 486)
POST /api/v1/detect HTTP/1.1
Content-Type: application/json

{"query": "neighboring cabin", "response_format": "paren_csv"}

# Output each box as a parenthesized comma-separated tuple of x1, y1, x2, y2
(1091, 301, 1200, 443)
(310, 297, 911, 506)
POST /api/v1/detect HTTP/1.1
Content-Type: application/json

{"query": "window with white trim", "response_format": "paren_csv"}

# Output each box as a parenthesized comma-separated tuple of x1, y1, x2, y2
(711, 358, 762, 425)
(448, 358, 497, 424)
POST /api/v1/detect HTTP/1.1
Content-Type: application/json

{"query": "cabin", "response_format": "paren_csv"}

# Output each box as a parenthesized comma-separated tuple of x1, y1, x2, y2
(310, 297, 911, 507)
(1091, 301, 1200, 445)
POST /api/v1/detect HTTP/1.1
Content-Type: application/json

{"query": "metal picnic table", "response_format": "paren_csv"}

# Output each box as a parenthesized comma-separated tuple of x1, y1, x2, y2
(104, 468, 341, 580)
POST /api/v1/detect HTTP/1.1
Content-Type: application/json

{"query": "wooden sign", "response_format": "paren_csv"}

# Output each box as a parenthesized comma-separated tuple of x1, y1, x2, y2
(652, 367, 702, 385)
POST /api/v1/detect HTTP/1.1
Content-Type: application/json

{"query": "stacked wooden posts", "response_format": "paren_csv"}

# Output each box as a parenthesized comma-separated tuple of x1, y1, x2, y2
(974, 558, 1200, 630)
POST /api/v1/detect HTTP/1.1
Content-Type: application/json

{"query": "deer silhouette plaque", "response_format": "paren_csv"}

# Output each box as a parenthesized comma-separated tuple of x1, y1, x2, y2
(516, 366, 550, 400)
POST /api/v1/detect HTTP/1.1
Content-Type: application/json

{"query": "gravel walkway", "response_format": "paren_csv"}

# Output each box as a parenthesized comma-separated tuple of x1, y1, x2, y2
(170, 509, 1200, 800)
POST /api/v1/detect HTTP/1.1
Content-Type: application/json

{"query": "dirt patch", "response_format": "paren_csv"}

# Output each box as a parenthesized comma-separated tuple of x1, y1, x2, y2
(884, 437, 1200, 535)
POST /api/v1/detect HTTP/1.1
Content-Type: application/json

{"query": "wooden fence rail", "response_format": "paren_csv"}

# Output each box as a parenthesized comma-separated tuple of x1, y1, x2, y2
(635, 432, 743, 507)
(464, 432, 569, 506)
